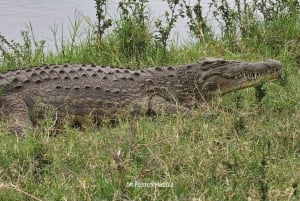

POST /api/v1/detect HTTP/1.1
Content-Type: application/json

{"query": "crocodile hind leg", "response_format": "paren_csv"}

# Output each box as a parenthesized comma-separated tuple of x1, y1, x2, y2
(148, 95, 191, 116)
(1, 96, 32, 137)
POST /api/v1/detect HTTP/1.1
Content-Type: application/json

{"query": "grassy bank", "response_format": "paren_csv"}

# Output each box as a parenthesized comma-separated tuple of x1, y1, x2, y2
(0, 0, 300, 200)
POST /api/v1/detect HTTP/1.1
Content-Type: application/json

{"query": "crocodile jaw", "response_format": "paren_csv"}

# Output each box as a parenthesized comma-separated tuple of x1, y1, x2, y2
(204, 60, 282, 96)
(220, 69, 280, 95)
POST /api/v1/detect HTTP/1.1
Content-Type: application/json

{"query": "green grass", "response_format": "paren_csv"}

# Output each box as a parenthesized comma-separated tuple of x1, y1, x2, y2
(0, 83, 299, 200)
(0, 0, 300, 200)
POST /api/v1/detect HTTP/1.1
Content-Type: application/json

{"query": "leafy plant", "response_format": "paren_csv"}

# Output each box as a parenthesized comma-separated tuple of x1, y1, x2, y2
(94, 0, 112, 42)
(154, 0, 184, 56)
(0, 29, 45, 70)
(115, 0, 152, 62)
(182, 0, 211, 42)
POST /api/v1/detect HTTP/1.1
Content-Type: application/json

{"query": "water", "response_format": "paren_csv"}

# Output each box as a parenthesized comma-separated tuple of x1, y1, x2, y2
(0, 0, 211, 50)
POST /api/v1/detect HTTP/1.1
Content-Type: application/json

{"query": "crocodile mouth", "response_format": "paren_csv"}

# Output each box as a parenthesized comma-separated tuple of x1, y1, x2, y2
(217, 62, 281, 95)
(223, 67, 281, 80)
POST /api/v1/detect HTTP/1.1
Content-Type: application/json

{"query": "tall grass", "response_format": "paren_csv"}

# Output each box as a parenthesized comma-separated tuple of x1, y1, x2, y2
(0, 0, 299, 200)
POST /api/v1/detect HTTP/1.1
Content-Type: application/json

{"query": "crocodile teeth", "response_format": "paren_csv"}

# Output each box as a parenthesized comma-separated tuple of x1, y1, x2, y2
(231, 69, 278, 80)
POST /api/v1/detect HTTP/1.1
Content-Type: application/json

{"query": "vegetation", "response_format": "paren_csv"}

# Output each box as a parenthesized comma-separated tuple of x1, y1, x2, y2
(0, 0, 299, 200)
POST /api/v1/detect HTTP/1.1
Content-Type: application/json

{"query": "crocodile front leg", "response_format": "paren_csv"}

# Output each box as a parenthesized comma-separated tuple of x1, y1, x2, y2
(148, 95, 191, 116)
(1, 95, 32, 137)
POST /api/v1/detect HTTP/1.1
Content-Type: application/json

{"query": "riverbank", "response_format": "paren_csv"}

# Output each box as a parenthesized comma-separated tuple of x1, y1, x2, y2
(0, 0, 299, 200)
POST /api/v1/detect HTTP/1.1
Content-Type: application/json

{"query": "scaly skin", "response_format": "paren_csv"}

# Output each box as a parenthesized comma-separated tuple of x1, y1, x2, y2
(0, 57, 282, 136)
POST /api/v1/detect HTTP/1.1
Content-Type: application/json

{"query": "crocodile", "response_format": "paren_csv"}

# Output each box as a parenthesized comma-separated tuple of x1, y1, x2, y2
(0, 57, 281, 136)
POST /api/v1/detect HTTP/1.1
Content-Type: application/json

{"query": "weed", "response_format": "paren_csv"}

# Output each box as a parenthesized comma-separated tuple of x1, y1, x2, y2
(154, 0, 184, 57)
(182, 0, 211, 42)
(94, 0, 112, 42)
(114, 0, 152, 62)
(0, 29, 45, 70)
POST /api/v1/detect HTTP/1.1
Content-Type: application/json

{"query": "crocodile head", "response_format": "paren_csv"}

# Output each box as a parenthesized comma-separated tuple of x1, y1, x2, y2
(194, 57, 282, 99)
